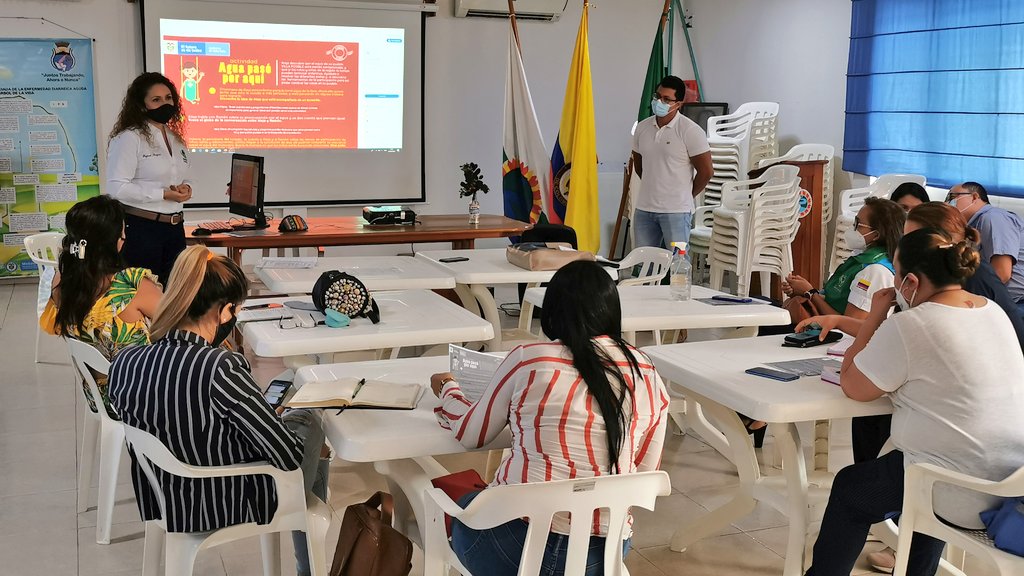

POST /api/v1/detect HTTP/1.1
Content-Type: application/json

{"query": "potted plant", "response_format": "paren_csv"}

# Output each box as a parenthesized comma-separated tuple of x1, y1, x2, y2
(459, 162, 489, 224)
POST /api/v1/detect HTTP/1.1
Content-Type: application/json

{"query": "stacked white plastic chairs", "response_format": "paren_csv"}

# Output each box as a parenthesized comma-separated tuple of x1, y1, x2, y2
(691, 103, 780, 279)
(828, 174, 926, 275)
(708, 165, 802, 297)
(757, 143, 836, 226)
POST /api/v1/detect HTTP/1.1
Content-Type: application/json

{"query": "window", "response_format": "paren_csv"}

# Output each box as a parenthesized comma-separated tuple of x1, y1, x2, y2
(844, 0, 1024, 197)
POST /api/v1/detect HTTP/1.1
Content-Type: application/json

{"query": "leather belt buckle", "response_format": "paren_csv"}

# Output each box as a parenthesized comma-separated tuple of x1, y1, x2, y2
(169, 213, 182, 226)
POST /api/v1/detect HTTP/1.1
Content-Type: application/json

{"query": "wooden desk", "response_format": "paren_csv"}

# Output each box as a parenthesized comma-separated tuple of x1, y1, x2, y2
(187, 214, 529, 264)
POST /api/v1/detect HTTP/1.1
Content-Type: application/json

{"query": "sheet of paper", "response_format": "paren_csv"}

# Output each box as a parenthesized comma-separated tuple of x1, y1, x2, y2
(257, 257, 318, 269)
(449, 344, 503, 402)
(237, 307, 293, 322)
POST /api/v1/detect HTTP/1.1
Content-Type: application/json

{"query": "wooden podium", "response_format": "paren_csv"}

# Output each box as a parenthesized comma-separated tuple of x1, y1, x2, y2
(747, 159, 829, 295)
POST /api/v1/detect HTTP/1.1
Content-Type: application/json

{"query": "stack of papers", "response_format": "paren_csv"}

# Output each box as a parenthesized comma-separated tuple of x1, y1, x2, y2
(827, 337, 855, 357)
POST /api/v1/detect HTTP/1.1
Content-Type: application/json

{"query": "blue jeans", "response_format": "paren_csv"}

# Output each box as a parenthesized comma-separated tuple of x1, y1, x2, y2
(633, 209, 692, 249)
(805, 451, 944, 576)
(282, 409, 330, 576)
(451, 491, 631, 576)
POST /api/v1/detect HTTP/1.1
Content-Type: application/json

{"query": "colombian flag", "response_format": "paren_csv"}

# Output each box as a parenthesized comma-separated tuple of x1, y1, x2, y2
(549, 2, 600, 253)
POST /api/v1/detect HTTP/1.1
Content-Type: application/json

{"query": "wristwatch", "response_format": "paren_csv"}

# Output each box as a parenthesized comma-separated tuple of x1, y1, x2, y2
(803, 288, 820, 299)
(440, 377, 457, 387)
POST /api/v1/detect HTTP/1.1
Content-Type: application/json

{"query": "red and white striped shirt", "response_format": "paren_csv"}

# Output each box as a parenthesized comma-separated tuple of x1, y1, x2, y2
(436, 337, 670, 537)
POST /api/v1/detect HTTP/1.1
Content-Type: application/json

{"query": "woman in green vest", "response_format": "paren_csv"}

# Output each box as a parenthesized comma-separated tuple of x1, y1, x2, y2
(784, 197, 906, 319)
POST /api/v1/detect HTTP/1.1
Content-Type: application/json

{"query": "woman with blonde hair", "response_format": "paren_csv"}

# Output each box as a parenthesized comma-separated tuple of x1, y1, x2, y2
(108, 246, 329, 576)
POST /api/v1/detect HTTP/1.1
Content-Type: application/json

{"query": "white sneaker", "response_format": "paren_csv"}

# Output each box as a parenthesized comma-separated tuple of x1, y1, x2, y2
(866, 547, 896, 573)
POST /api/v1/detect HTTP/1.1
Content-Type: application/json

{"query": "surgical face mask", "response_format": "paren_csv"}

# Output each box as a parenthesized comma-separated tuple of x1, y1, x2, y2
(145, 103, 177, 124)
(211, 309, 237, 348)
(651, 98, 671, 117)
(895, 275, 918, 310)
(843, 227, 868, 252)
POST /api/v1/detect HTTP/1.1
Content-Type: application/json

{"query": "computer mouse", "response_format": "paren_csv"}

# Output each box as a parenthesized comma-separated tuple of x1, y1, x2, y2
(191, 228, 212, 236)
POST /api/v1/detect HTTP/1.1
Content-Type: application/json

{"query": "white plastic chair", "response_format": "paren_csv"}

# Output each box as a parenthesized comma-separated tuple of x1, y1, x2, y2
(828, 174, 926, 274)
(708, 165, 802, 297)
(617, 246, 672, 287)
(24, 232, 64, 363)
(124, 424, 332, 576)
(68, 339, 123, 545)
(422, 471, 672, 576)
(758, 143, 836, 224)
(894, 463, 1024, 576)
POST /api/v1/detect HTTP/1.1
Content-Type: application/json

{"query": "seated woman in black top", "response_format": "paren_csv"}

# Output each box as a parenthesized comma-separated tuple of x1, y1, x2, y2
(108, 245, 328, 576)
(889, 182, 930, 213)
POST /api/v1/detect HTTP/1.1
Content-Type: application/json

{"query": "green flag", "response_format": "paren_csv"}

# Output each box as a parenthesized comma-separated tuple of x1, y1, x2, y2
(637, 17, 667, 121)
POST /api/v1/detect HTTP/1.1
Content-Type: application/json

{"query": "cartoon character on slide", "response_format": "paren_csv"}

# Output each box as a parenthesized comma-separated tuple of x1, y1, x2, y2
(181, 61, 204, 104)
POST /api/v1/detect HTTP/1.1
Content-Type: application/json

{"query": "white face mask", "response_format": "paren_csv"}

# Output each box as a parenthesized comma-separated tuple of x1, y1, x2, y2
(895, 275, 918, 310)
(843, 227, 868, 253)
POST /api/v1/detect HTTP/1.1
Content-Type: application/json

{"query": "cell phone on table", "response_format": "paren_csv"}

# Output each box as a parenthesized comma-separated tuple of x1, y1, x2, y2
(264, 379, 293, 409)
(744, 367, 800, 382)
(712, 295, 753, 303)
(783, 330, 843, 348)
(439, 256, 469, 263)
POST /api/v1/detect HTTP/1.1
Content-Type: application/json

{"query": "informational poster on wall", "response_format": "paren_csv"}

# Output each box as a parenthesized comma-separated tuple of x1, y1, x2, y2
(0, 38, 98, 278)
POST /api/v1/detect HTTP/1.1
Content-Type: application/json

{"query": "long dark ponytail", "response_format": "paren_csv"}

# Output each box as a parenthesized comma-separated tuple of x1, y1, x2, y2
(540, 260, 641, 473)
(53, 196, 126, 337)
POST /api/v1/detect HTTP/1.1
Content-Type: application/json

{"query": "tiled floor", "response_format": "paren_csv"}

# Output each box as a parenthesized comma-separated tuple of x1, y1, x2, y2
(0, 282, 994, 575)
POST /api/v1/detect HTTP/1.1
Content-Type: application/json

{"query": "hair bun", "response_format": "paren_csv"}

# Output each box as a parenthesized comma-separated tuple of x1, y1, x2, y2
(946, 241, 981, 279)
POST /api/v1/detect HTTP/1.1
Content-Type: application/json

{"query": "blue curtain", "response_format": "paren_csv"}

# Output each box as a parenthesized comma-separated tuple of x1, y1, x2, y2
(844, 0, 1024, 197)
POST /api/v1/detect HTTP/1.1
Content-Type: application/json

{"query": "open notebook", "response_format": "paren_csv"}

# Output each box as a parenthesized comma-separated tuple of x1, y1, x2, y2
(286, 378, 424, 410)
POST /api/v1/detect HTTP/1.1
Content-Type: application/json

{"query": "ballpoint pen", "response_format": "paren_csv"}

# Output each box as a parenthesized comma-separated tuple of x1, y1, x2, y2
(338, 378, 367, 415)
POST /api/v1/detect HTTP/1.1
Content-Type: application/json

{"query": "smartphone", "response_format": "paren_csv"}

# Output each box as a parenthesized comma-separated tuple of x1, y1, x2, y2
(439, 256, 470, 263)
(783, 330, 844, 348)
(264, 379, 293, 408)
(745, 367, 800, 382)
(712, 294, 753, 303)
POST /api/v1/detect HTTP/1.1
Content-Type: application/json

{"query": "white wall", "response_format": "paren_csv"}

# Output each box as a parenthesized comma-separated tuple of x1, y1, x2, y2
(682, 0, 864, 191)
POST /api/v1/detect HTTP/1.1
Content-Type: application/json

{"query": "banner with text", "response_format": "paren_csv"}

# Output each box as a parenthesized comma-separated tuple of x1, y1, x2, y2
(0, 38, 98, 278)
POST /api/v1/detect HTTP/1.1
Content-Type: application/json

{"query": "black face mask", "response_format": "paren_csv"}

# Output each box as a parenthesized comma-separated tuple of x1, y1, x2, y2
(145, 103, 177, 125)
(211, 309, 237, 348)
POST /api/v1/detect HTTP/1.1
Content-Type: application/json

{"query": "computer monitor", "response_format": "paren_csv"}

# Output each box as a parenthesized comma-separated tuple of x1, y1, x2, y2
(228, 153, 268, 228)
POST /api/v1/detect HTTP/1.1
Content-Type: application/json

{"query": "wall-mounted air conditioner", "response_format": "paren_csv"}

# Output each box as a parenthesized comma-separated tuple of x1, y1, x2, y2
(454, 0, 569, 22)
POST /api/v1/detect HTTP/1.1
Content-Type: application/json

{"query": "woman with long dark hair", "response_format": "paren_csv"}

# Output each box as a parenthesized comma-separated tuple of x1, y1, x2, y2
(106, 72, 192, 286)
(430, 260, 670, 576)
(41, 195, 161, 417)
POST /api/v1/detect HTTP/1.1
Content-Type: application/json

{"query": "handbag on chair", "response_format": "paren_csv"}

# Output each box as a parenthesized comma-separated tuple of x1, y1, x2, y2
(329, 492, 413, 576)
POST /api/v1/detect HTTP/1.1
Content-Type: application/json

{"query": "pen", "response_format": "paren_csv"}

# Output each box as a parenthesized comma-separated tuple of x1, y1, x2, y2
(243, 303, 283, 310)
(338, 378, 367, 415)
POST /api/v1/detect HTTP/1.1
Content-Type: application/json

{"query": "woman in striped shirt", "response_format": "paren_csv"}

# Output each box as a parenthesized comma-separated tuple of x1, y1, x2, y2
(108, 246, 328, 576)
(431, 260, 670, 576)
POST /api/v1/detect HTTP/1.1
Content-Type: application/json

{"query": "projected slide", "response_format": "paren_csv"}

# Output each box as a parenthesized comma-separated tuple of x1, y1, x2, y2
(160, 19, 404, 151)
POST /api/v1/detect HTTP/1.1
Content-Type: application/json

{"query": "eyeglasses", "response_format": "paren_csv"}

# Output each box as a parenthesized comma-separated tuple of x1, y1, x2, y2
(652, 93, 679, 104)
(853, 218, 874, 231)
(945, 192, 972, 202)
(278, 316, 324, 330)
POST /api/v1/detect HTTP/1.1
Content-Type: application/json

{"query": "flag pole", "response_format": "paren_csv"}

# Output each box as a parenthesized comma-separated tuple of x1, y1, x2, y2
(507, 0, 521, 50)
(660, 0, 672, 31)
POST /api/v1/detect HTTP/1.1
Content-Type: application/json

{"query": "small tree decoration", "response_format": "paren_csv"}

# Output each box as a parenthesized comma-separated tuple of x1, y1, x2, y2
(459, 162, 489, 224)
(459, 162, 489, 201)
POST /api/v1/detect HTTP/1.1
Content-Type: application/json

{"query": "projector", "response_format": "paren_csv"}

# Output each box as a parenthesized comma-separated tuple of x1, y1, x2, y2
(362, 205, 417, 226)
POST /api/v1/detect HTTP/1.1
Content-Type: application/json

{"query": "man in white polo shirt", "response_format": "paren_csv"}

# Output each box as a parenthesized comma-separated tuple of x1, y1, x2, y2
(631, 75, 713, 249)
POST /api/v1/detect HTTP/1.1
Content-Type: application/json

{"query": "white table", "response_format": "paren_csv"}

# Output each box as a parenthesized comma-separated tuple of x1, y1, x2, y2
(643, 336, 892, 576)
(241, 290, 494, 358)
(523, 285, 790, 343)
(416, 248, 614, 351)
(293, 356, 512, 547)
(257, 256, 456, 294)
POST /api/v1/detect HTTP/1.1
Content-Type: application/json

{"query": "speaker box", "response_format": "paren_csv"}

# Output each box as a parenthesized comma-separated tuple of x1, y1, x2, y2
(682, 102, 729, 132)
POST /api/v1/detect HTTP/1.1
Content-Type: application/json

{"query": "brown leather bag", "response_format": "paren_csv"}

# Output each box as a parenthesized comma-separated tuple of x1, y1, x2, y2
(506, 241, 595, 271)
(329, 492, 413, 576)
(782, 295, 820, 325)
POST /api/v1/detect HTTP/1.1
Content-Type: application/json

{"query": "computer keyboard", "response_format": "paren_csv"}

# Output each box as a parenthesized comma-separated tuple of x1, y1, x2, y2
(198, 220, 235, 232)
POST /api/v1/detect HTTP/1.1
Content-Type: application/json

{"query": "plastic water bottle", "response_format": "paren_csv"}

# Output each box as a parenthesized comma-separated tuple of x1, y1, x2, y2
(669, 242, 691, 301)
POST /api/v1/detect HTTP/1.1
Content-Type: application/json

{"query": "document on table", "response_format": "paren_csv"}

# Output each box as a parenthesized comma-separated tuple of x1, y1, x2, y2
(256, 257, 318, 269)
(237, 307, 293, 322)
(288, 378, 424, 410)
(765, 357, 842, 377)
(449, 344, 503, 402)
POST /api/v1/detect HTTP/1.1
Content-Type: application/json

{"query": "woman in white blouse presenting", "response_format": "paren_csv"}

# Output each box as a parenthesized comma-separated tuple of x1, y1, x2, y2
(106, 72, 192, 286)
(430, 261, 670, 576)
